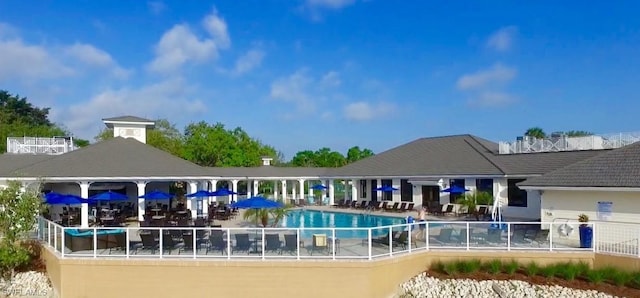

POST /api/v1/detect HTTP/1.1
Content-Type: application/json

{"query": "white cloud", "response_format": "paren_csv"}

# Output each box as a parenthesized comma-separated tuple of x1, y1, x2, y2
(232, 49, 265, 75)
(343, 101, 396, 121)
(202, 10, 230, 49)
(148, 1, 167, 15)
(456, 64, 516, 90)
(148, 11, 230, 74)
(0, 39, 74, 81)
(320, 71, 341, 87)
(60, 78, 207, 138)
(0, 22, 17, 37)
(305, 0, 356, 9)
(468, 92, 517, 107)
(65, 43, 130, 78)
(270, 69, 316, 115)
(486, 26, 518, 52)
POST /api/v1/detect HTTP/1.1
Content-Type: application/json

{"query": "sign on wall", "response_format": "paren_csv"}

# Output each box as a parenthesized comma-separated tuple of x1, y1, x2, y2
(597, 201, 613, 221)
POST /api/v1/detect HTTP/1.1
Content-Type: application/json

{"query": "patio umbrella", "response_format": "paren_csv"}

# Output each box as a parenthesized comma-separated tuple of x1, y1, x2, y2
(230, 196, 283, 228)
(138, 190, 173, 207)
(374, 185, 399, 192)
(310, 184, 327, 191)
(46, 193, 87, 205)
(210, 188, 238, 196)
(185, 190, 215, 198)
(89, 190, 129, 202)
(440, 185, 470, 194)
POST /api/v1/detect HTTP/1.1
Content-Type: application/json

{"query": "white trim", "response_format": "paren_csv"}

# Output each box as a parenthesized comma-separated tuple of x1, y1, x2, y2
(520, 186, 640, 192)
(103, 120, 155, 126)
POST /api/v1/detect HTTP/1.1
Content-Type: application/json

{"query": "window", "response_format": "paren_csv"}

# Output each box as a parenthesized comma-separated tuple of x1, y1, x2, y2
(507, 179, 527, 207)
(400, 179, 413, 202)
(370, 180, 378, 201)
(449, 179, 465, 203)
(359, 180, 367, 199)
(476, 179, 493, 196)
(381, 179, 392, 201)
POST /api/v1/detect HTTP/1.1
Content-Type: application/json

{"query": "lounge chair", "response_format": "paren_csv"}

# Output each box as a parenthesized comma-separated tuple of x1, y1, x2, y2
(310, 234, 328, 255)
(371, 231, 400, 246)
(137, 232, 159, 254)
(442, 204, 455, 216)
(332, 199, 345, 208)
(380, 201, 388, 211)
(393, 231, 417, 249)
(206, 231, 227, 255)
(281, 234, 299, 255)
(395, 202, 407, 213)
(387, 202, 399, 212)
(356, 201, 367, 209)
(430, 228, 454, 245)
(406, 203, 415, 212)
(162, 232, 183, 254)
(264, 234, 282, 253)
(233, 233, 252, 254)
(350, 201, 358, 208)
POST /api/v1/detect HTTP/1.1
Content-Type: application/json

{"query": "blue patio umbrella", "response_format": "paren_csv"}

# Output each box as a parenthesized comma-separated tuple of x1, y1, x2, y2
(185, 190, 215, 198)
(210, 188, 238, 196)
(374, 185, 399, 192)
(230, 196, 283, 209)
(311, 184, 327, 191)
(89, 190, 129, 202)
(137, 190, 173, 200)
(440, 185, 470, 194)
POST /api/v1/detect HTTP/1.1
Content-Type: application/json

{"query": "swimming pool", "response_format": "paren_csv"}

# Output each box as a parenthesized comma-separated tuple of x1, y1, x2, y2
(281, 209, 406, 238)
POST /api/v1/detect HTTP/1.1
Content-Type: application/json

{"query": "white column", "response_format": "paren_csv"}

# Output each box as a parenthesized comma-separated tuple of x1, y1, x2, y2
(253, 180, 259, 197)
(280, 180, 287, 202)
(328, 179, 335, 205)
(307, 180, 313, 198)
(292, 185, 297, 202)
(322, 180, 328, 199)
(247, 179, 253, 197)
(298, 179, 305, 204)
(273, 181, 278, 200)
(188, 181, 198, 218)
(377, 178, 382, 201)
(137, 181, 146, 221)
(79, 181, 90, 228)
(351, 179, 359, 201)
(231, 180, 239, 202)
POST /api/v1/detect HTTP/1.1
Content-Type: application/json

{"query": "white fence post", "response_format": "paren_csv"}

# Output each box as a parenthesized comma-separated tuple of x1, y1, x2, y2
(507, 223, 511, 251)
(126, 228, 130, 259)
(549, 222, 553, 252)
(425, 222, 429, 251)
(368, 229, 372, 260)
(60, 227, 64, 258)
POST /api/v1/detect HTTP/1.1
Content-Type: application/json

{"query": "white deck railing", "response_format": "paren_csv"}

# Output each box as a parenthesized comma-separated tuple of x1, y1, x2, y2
(36, 217, 639, 260)
(498, 132, 640, 154)
(6, 137, 76, 155)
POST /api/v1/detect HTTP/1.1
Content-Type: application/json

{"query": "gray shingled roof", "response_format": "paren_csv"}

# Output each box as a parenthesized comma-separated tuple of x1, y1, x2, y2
(5, 137, 209, 178)
(0, 154, 55, 176)
(102, 115, 155, 123)
(492, 150, 607, 176)
(332, 135, 505, 177)
(519, 141, 640, 188)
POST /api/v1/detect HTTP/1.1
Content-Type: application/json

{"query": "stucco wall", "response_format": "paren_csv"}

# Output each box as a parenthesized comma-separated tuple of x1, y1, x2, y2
(541, 190, 640, 224)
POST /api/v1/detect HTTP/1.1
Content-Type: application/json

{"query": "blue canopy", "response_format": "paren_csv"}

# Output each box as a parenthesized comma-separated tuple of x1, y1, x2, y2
(230, 196, 283, 209)
(89, 190, 129, 202)
(46, 194, 88, 205)
(138, 190, 173, 200)
(440, 185, 470, 194)
(185, 190, 215, 198)
(310, 184, 327, 190)
(210, 188, 238, 196)
(374, 185, 399, 192)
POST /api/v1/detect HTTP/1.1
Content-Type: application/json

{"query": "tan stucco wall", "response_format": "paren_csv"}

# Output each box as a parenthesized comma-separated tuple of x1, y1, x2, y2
(594, 253, 640, 272)
(541, 190, 640, 224)
(42, 246, 597, 298)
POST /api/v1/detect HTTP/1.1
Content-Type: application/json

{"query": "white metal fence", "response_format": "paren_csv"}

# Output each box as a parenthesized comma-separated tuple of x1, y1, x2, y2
(39, 217, 640, 261)
(498, 132, 640, 154)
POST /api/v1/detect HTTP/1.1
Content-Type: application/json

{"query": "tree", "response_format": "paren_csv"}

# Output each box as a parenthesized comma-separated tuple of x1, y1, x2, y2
(564, 130, 594, 137)
(0, 181, 43, 278)
(455, 191, 493, 221)
(0, 90, 88, 152)
(291, 150, 317, 167)
(346, 146, 375, 163)
(242, 203, 292, 227)
(524, 127, 546, 139)
(147, 119, 184, 156)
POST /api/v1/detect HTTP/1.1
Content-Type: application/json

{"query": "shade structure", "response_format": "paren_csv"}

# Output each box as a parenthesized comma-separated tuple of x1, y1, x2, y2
(46, 193, 88, 205)
(210, 188, 238, 196)
(230, 196, 283, 209)
(137, 190, 173, 200)
(43, 192, 64, 201)
(440, 185, 470, 194)
(89, 190, 129, 202)
(310, 184, 327, 191)
(185, 190, 215, 198)
(374, 185, 399, 192)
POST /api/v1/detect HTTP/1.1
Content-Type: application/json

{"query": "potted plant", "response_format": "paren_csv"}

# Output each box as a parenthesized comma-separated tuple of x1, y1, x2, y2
(578, 213, 593, 248)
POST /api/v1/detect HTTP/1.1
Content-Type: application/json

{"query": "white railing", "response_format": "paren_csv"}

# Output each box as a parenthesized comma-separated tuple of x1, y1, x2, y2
(40, 218, 639, 261)
(6, 137, 76, 155)
(498, 132, 640, 154)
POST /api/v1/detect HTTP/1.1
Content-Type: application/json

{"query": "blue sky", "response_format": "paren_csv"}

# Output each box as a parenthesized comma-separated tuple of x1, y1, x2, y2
(1, 1, 639, 159)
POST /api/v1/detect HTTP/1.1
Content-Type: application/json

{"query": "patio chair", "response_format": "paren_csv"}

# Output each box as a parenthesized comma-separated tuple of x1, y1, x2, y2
(281, 234, 299, 255)
(180, 233, 195, 254)
(233, 233, 252, 254)
(406, 203, 415, 212)
(162, 232, 183, 254)
(371, 231, 400, 246)
(350, 201, 358, 208)
(442, 204, 455, 216)
(310, 234, 328, 255)
(510, 229, 532, 246)
(393, 231, 416, 249)
(331, 199, 345, 208)
(430, 228, 454, 245)
(137, 232, 159, 254)
(380, 201, 388, 211)
(395, 202, 407, 213)
(356, 201, 367, 209)
(341, 200, 352, 208)
(206, 232, 227, 255)
(387, 202, 399, 212)
(264, 234, 282, 254)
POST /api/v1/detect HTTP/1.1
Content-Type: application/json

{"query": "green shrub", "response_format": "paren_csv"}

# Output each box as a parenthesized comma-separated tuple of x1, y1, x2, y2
(503, 260, 519, 275)
(431, 261, 445, 273)
(541, 264, 558, 278)
(524, 262, 540, 276)
(443, 262, 459, 276)
(575, 262, 590, 277)
(630, 272, 640, 289)
(586, 269, 606, 284)
(558, 263, 581, 281)
(484, 260, 502, 274)
(458, 259, 482, 274)
(0, 245, 31, 279)
(610, 270, 633, 287)
(599, 266, 618, 282)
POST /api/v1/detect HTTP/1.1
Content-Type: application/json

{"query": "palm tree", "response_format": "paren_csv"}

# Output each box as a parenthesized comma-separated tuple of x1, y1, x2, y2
(241, 203, 293, 227)
(455, 191, 493, 221)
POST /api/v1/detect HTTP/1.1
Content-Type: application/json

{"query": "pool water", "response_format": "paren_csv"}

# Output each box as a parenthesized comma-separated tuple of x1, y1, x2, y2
(281, 210, 406, 238)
